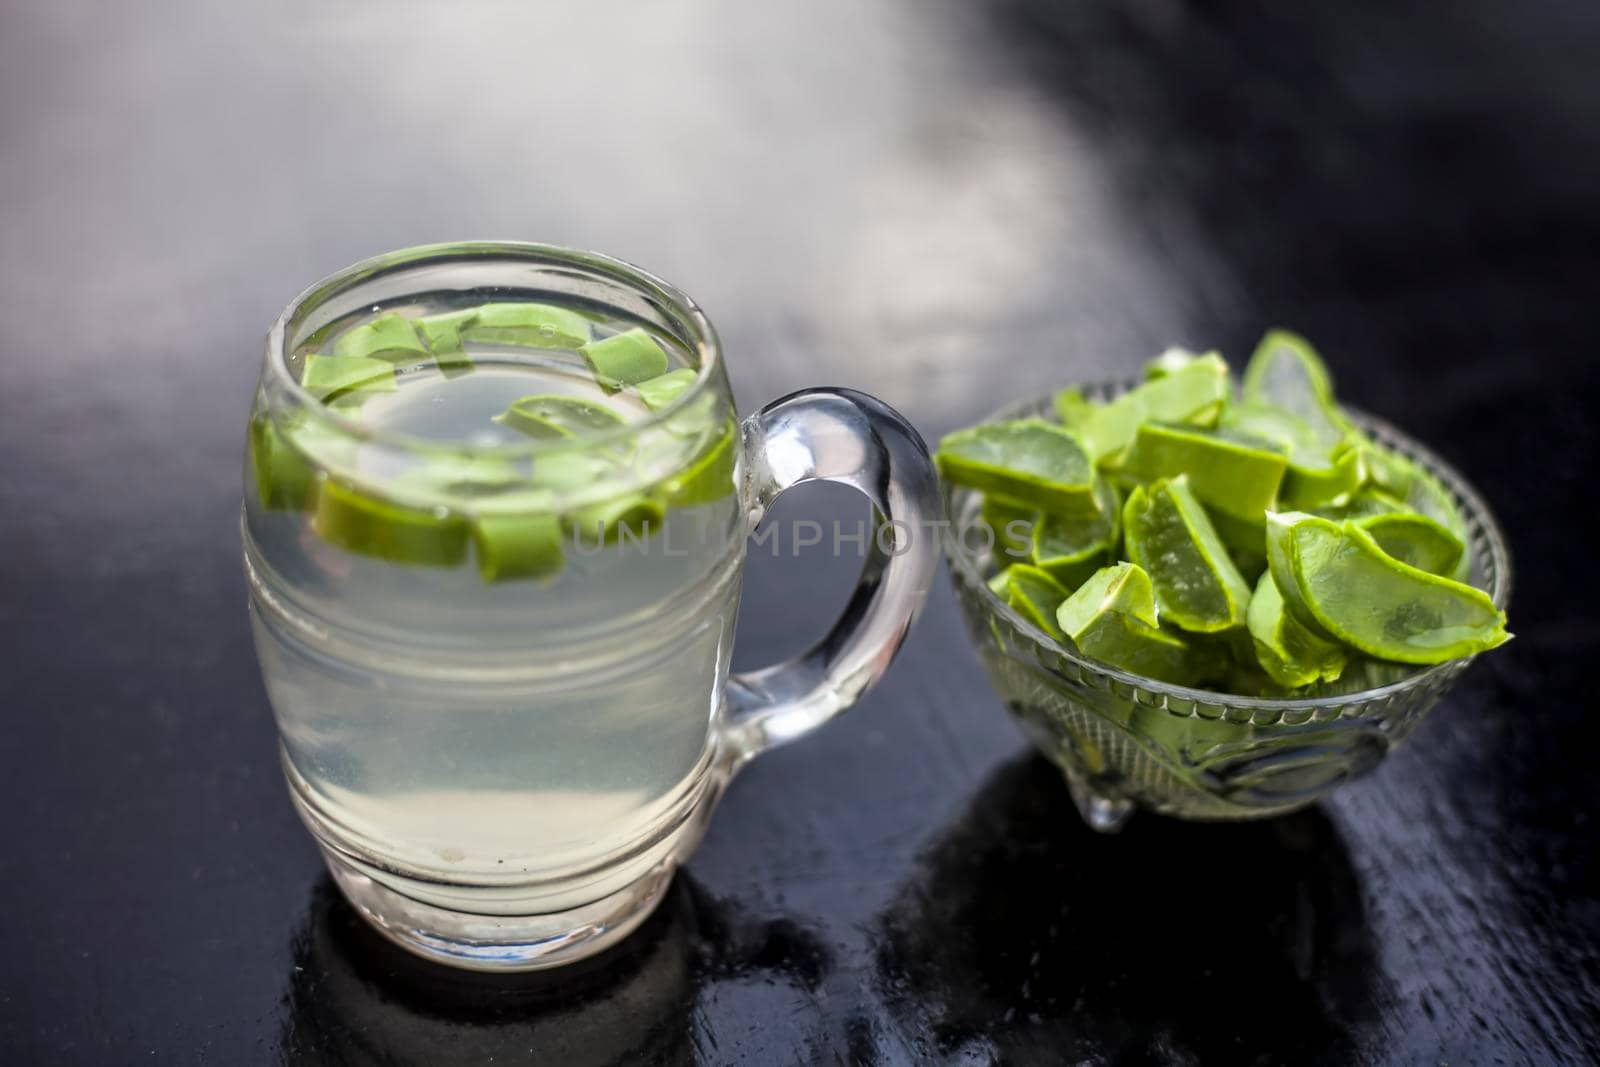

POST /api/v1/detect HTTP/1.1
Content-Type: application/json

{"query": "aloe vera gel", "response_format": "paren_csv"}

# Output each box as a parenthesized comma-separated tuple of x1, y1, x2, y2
(937, 333, 1510, 696)
(245, 291, 744, 917)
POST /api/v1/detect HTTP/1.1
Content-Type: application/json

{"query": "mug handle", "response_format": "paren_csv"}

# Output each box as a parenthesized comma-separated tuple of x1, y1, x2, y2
(721, 388, 942, 764)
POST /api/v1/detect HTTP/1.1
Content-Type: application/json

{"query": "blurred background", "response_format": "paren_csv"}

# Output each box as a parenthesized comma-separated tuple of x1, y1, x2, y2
(2, 1, 1596, 1063)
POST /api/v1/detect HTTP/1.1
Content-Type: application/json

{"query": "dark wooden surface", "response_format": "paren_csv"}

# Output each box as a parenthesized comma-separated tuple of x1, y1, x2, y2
(3, 1, 1597, 1063)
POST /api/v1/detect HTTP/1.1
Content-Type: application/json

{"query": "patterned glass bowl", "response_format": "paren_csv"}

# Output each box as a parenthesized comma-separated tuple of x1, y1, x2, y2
(943, 386, 1512, 832)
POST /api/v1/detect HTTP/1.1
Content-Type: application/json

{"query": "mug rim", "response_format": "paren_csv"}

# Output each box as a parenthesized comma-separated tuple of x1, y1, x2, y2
(264, 240, 723, 457)
(943, 385, 1514, 714)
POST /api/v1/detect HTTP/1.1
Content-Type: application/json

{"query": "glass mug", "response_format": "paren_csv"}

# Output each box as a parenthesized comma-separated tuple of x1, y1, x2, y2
(242, 242, 940, 971)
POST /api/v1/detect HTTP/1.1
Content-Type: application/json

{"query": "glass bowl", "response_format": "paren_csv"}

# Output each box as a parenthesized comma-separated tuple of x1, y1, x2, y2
(942, 385, 1512, 832)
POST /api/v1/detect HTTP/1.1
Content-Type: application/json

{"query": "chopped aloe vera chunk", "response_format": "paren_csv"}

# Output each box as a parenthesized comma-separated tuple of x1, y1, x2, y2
(1265, 512, 1507, 664)
(1073, 353, 1229, 463)
(1055, 563, 1194, 684)
(1123, 475, 1252, 633)
(564, 493, 664, 546)
(990, 564, 1072, 638)
(300, 354, 398, 401)
(936, 419, 1098, 517)
(1355, 511, 1465, 577)
(400, 454, 526, 497)
(1052, 388, 1097, 434)
(1312, 486, 1410, 521)
(1241, 330, 1349, 451)
(1281, 441, 1367, 510)
(1359, 444, 1470, 573)
(248, 414, 316, 511)
(980, 495, 1036, 562)
(313, 479, 469, 567)
(581, 328, 671, 390)
(333, 312, 429, 362)
(1057, 560, 1160, 630)
(471, 512, 564, 583)
(1247, 571, 1347, 688)
(1031, 477, 1120, 589)
(1121, 423, 1288, 525)
(462, 303, 590, 348)
(656, 421, 738, 507)
(636, 368, 699, 411)
(1224, 403, 1339, 473)
(415, 310, 476, 373)
(1143, 347, 1212, 380)
(495, 394, 625, 440)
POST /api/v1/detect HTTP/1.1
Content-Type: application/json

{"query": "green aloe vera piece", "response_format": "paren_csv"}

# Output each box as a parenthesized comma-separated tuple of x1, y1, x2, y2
(1247, 571, 1347, 688)
(936, 419, 1098, 517)
(636, 368, 699, 411)
(471, 512, 564, 583)
(1143, 347, 1210, 380)
(399, 454, 526, 498)
(1120, 423, 1287, 527)
(1281, 441, 1367, 510)
(414, 309, 476, 373)
(1031, 477, 1120, 589)
(313, 480, 469, 567)
(655, 421, 738, 507)
(1312, 486, 1410, 521)
(462, 303, 590, 348)
(300, 355, 397, 402)
(564, 493, 664, 546)
(1070, 353, 1229, 463)
(1055, 562, 1194, 685)
(1265, 511, 1507, 664)
(248, 414, 317, 511)
(1057, 560, 1160, 629)
(1123, 475, 1251, 633)
(980, 495, 1036, 562)
(990, 564, 1072, 638)
(581, 328, 671, 390)
(1355, 511, 1465, 577)
(494, 394, 625, 440)
(1241, 330, 1350, 452)
(1052, 387, 1097, 435)
(333, 312, 429, 362)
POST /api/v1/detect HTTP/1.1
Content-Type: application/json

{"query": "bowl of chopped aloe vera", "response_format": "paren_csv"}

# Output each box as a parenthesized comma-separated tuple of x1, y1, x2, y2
(937, 331, 1511, 831)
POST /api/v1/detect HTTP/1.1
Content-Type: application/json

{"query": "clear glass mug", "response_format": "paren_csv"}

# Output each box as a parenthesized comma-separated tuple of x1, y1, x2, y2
(242, 242, 941, 971)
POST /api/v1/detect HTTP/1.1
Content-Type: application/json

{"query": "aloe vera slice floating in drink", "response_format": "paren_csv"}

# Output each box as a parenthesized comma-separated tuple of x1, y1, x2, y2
(936, 419, 1098, 517)
(636, 368, 699, 411)
(494, 394, 626, 440)
(414, 309, 476, 373)
(581, 328, 671, 390)
(1247, 571, 1347, 688)
(300, 354, 398, 402)
(655, 421, 738, 507)
(461, 303, 590, 349)
(333, 312, 430, 362)
(1055, 562, 1194, 685)
(1265, 511, 1507, 664)
(990, 564, 1072, 638)
(470, 510, 565, 583)
(564, 493, 665, 547)
(313, 479, 471, 568)
(1123, 475, 1251, 633)
(1031, 477, 1121, 589)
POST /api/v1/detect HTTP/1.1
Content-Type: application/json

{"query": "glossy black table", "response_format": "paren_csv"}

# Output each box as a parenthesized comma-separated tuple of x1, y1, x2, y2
(3, 2, 1596, 1063)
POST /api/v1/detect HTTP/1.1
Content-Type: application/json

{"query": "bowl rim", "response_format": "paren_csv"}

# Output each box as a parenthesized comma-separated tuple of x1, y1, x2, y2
(942, 383, 1514, 712)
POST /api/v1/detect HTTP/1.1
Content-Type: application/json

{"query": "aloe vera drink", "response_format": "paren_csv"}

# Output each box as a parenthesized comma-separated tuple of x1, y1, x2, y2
(244, 296, 745, 915)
